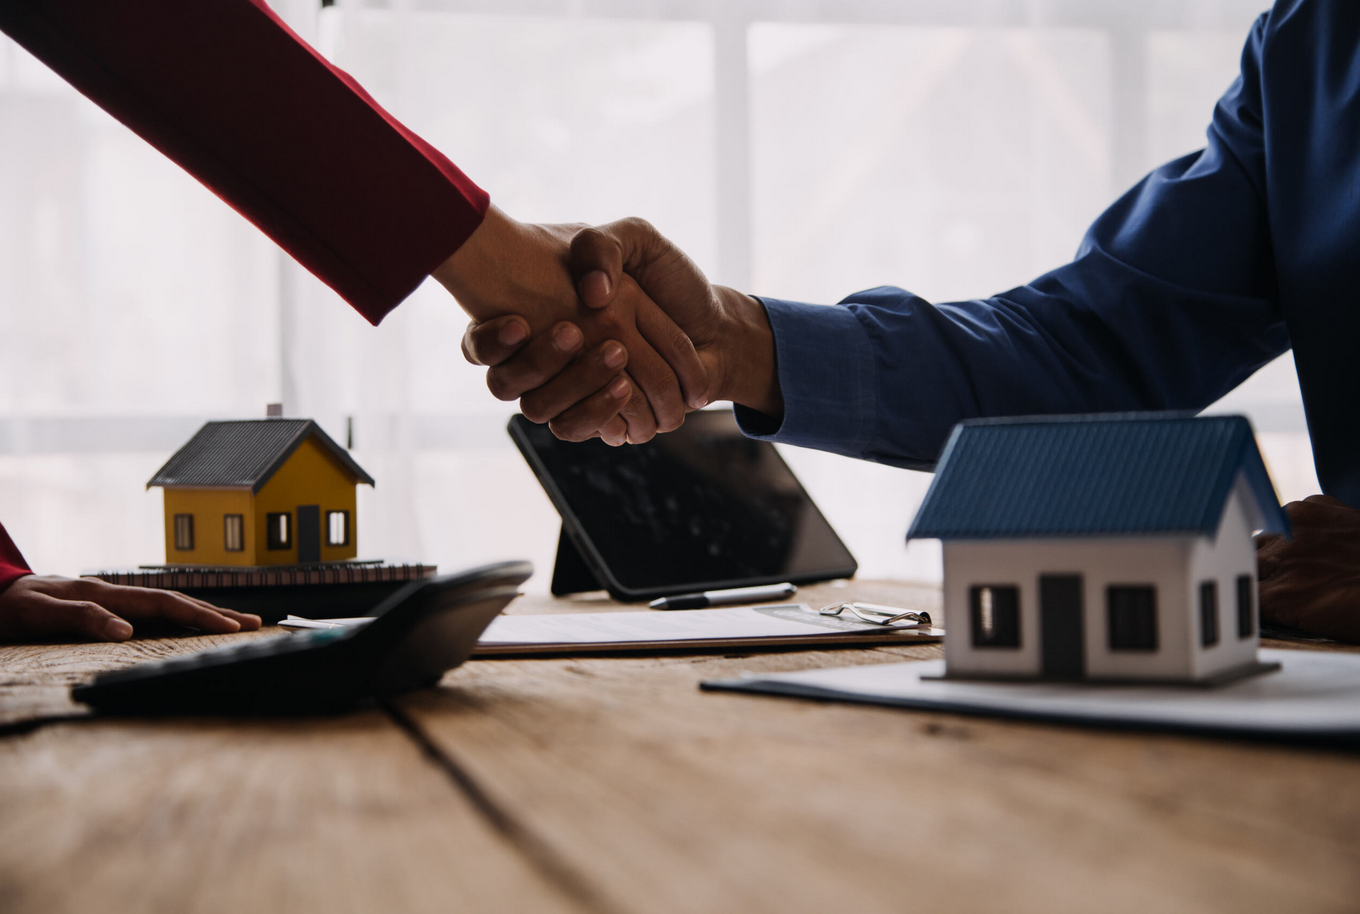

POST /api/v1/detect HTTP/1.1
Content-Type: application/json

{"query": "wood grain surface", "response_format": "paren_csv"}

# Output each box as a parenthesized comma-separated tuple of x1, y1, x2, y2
(2, 580, 1358, 914)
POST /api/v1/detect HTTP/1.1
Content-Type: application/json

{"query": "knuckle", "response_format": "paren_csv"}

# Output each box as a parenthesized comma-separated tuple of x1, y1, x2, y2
(574, 226, 605, 246)
(485, 369, 516, 402)
(76, 601, 108, 624)
(520, 396, 552, 425)
(548, 418, 589, 443)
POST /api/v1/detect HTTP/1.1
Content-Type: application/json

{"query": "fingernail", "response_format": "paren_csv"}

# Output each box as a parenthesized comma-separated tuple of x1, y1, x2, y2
(689, 396, 708, 409)
(499, 321, 527, 346)
(603, 343, 626, 368)
(555, 325, 583, 351)
(581, 270, 612, 304)
(103, 618, 133, 641)
(609, 377, 629, 399)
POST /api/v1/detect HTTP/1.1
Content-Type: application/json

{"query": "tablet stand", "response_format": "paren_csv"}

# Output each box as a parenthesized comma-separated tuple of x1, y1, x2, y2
(550, 527, 605, 597)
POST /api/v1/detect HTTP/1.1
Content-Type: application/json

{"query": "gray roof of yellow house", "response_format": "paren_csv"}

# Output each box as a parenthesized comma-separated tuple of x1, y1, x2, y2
(147, 419, 374, 493)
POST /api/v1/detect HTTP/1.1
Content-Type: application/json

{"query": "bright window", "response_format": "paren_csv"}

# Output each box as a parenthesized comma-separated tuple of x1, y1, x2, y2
(326, 510, 349, 547)
(172, 514, 194, 551)
(969, 584, 1020, 648)
(223, 514, 244, 552)
(266, 512, 291, 551)
(0, 3, 1302, 590)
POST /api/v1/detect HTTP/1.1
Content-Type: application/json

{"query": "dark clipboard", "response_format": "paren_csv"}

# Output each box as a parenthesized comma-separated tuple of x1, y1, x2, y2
(509, 410, 858, 602)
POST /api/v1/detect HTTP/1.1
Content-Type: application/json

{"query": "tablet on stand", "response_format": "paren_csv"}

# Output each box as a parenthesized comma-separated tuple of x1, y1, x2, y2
(509, 409, 858, 603)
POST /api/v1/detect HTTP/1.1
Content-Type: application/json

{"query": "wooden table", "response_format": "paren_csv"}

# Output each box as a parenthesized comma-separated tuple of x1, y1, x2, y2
(2, 579, 1358, 914)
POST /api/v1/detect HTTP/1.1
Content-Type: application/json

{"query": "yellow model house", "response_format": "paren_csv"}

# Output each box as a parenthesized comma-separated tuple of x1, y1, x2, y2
(147, 419, 375, 567)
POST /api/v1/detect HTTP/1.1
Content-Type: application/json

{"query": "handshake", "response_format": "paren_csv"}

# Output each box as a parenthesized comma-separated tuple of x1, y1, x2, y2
(432, 206, 785, 445)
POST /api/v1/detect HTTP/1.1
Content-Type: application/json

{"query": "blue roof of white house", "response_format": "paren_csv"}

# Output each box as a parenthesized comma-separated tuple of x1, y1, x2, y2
(907, 414, 1289, 540)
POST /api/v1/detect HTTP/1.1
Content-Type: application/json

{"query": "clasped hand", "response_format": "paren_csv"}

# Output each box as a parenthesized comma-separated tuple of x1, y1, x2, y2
(446, 212, 781, 445)
(434, 209, 728, 445)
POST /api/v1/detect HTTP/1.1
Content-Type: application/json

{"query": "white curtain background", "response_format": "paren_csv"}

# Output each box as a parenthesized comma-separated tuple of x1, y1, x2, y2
(0, 0, 1307, 590)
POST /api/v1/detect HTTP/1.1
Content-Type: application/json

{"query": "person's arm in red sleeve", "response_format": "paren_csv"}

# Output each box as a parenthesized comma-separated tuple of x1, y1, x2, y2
(0, 0, 710, 439)
(0, 522, 33, 593)
(0, 0, 481, 324)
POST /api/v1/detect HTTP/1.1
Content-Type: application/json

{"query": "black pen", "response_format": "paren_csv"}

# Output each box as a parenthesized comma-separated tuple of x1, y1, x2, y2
(649, 582, 797, 611)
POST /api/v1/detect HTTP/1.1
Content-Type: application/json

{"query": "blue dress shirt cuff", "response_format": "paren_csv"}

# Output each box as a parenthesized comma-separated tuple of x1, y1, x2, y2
(733, 296, 877, 458)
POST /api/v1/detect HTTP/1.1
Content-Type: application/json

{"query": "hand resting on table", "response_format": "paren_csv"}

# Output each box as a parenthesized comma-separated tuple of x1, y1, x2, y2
(0, 575, 261, 643)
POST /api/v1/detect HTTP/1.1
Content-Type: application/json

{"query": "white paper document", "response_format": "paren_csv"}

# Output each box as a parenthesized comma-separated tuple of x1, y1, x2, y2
(281, 604, 943, 654)
(475, 603, 943, 654)
(704, 648, 1360, 739)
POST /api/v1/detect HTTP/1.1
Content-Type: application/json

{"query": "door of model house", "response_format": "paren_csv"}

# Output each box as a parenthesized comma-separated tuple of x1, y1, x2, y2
(1040, 574, 1084, 678)
(297, 505, 321, 563)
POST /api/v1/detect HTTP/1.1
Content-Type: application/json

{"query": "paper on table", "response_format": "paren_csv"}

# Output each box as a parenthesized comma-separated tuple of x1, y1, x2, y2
(702, 648, 1360, 739)
(281, 604, 944, 654)
(481, 603, 930, 644)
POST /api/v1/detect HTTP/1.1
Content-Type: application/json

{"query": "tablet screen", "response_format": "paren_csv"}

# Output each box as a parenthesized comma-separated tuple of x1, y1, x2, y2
(510, 410, 857, 596)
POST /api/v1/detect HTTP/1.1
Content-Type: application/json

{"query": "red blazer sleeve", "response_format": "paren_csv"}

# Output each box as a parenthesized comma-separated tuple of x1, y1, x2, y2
(0, 523, 34, 593)
(0, 0, 488, 325)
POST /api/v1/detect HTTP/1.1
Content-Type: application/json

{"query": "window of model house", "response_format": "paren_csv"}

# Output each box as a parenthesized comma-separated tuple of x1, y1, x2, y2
(1199, 580, 1219, 647)
(1237, 574, 1255, 638)
(970, 585, 1020, 647)
(266, 512, 292, 550)
(326, 510, 349, 547)
(223, 514, 244, 552)
(173, 514, 194, 551)
(1108, 585, 1158, 651)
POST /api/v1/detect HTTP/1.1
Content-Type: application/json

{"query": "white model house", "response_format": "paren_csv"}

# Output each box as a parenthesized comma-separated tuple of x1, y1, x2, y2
(907, 414, 1290, 684)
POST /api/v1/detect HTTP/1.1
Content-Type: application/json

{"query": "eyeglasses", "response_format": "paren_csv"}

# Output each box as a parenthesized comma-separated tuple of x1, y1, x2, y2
(819, 602, 933, 627)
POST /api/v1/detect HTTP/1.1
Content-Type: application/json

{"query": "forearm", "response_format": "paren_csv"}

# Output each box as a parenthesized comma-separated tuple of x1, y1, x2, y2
(710, 286, 783, 417)
(430, 207, 578, 330)
(738, 255, 1287, 471)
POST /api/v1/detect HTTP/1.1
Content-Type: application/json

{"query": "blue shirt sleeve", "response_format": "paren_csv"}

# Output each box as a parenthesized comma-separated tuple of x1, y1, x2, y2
(737, 12, 1290, 471)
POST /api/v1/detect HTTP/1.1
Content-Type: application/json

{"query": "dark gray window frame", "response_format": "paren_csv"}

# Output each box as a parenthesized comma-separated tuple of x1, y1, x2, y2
(1107, 585, 1158, 652)
(266, 512, 292, 551)
(1237, 574, 1255, 638)
(1199, 580, 1219, 648)
(969, 584, 1021, 648)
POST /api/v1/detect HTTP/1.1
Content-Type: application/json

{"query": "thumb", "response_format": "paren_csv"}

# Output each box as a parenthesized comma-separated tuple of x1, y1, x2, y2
(569, 227, 624, 310)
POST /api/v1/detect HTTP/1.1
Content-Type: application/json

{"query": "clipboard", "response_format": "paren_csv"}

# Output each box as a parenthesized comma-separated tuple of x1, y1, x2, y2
(282, 603, 944, 656)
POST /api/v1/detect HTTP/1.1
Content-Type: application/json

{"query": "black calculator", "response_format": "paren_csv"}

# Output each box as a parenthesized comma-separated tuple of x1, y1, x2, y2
(72, 560, 532, 715)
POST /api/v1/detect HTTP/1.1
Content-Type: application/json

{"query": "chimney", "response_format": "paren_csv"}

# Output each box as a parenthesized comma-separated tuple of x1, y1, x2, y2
(266, 403, 283, 418)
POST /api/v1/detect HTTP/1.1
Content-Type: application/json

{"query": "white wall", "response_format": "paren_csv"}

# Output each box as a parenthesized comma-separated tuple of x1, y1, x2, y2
(943, 536, 1197, 680)
(1187, 479, 1261, 679)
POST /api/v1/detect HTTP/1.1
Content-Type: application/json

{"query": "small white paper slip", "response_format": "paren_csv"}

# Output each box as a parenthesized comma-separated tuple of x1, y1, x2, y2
(703, 648, 1360, 740)
(279, 616, 373, 632)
